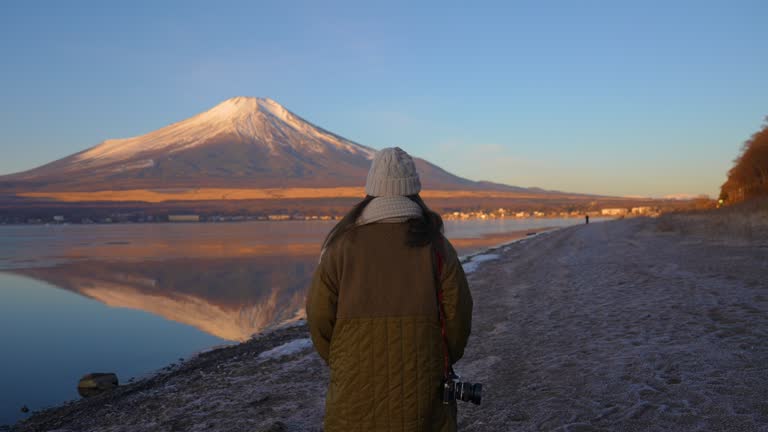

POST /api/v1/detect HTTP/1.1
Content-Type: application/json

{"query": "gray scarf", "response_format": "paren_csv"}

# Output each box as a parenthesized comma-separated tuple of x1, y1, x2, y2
(357, 196, 423, 225)
(320, 196, 424, 263)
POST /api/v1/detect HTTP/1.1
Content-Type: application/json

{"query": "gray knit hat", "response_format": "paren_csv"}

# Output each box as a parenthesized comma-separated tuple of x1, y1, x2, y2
(365, 147, 421, 197)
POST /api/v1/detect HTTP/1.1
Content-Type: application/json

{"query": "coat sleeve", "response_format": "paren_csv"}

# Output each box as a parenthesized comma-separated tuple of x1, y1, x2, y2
(440, 239, 473, 364)
(306, 248, 339, 365)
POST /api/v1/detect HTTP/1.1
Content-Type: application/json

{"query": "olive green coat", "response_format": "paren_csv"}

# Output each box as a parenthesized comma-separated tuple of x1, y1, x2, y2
(307, 223, 473, 432)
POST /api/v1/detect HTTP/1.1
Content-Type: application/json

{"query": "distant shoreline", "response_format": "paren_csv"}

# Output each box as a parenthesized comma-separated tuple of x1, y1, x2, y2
(0, 187, 692, 226)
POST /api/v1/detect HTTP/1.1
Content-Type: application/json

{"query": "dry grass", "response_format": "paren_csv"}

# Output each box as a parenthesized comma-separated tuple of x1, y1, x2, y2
(17, 187, 596, 203)
(656, 198, 768, 243)
(18, 187, 368, 203)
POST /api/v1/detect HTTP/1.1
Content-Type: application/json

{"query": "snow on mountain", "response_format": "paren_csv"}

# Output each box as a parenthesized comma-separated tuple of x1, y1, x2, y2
(73, 97, 375, 166)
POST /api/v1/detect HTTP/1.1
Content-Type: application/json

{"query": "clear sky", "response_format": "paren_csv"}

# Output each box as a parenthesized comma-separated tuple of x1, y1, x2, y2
(1, 0, 766, 197)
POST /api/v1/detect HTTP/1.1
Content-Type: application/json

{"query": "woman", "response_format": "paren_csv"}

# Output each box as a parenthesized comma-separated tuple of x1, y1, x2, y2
(306, 147, 473, 431)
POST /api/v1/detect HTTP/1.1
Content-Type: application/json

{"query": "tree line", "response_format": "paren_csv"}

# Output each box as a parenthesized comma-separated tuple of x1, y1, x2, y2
(720, 117, 768, 203)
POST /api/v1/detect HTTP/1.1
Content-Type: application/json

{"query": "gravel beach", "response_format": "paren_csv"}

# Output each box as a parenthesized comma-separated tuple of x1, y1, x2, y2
(10, 217, 768, 432)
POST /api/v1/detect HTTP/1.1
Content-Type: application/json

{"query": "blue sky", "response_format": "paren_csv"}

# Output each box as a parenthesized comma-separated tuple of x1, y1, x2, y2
(1, 0, 766, 197)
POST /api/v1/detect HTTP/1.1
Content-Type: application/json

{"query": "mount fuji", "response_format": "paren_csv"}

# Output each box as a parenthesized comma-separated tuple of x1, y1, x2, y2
(0, 97, 526, 193)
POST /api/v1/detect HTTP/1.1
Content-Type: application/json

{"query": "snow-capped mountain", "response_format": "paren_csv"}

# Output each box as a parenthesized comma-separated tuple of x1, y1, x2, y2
(70, 96, 376, 166)
(0, 97, 522, 192)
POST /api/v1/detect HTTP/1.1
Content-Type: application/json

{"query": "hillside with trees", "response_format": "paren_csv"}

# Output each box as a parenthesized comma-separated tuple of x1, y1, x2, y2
(720, 118, 768, 203)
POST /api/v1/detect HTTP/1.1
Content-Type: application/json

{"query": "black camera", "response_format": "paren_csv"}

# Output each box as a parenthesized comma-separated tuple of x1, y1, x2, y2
(441, 372, 482, 405)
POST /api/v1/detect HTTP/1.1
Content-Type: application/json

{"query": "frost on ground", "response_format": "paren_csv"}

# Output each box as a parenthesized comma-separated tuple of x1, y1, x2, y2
(462, 253, 500, 274)
(457, 218, 768, 432)
(13, 218, 768, 432)
(258, 338, 312, 361)
(12, 324, 327, 432)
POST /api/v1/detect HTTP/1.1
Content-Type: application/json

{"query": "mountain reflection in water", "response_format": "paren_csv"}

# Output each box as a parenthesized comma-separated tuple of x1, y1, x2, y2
(14, 256, 315, 341)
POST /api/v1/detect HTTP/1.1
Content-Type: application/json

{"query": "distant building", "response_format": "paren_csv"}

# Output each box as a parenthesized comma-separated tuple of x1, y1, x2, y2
(601, 208, 629, 216)
(268, 215, 291, 221)
(631, 206, 653, 215)
(168, 215, 200, 222)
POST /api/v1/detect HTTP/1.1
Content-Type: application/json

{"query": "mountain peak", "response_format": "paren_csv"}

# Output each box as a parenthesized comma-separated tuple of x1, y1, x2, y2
(59, 96, 330, 165)
(203, 96, 289, 123)
(211, 96, 282, 112)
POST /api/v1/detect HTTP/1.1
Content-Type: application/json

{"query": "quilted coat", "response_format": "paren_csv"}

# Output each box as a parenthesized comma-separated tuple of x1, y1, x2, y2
(307, 222, 473, 431)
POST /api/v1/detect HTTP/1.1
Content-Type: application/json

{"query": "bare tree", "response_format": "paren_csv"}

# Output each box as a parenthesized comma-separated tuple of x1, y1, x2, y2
(720, 117, 768, 203)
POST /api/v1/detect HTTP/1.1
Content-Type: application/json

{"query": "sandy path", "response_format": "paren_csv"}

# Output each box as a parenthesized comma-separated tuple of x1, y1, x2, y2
(458, 218, 768, 431)
(11, 218, 768, 432)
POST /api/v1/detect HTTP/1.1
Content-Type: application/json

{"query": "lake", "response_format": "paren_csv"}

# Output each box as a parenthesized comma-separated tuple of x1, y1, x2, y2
(0, 218, 589, 424)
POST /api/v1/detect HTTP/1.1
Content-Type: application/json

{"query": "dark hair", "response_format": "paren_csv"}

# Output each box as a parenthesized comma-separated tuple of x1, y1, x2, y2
(404, 194, 444, 247)
(321, 194, 444, 250)
(321, 195, 375, 251)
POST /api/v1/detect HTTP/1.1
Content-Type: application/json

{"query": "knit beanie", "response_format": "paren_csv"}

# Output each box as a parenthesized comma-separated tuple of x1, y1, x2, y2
(365, 147, 422, 197)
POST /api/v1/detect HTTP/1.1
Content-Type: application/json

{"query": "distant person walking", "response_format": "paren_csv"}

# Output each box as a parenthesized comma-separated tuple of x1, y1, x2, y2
(586, 214, 590, 224)
(307, 147, 473, 431)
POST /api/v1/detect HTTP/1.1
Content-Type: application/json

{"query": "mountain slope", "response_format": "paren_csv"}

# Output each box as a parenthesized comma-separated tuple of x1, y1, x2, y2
(0, 97, 529, 193)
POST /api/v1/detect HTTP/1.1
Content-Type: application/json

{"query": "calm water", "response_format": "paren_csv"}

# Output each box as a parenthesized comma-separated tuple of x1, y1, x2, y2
(0, 218, 588, 424)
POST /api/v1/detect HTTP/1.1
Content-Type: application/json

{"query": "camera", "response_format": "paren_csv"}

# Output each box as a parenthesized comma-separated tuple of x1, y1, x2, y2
(441, 372, 482, 405)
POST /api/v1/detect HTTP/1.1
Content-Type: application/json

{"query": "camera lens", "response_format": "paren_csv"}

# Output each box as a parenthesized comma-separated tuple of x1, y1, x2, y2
(455, 382, 481, 405)
(467, 383, 482, 405)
